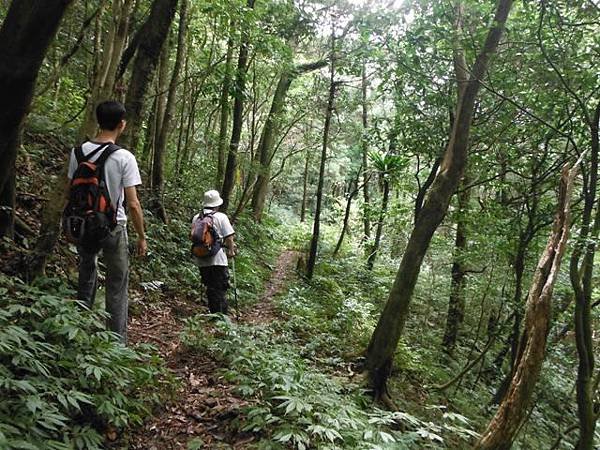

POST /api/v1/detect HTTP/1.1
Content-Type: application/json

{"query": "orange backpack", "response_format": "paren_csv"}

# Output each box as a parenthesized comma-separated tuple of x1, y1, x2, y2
(190, 212, 222, 257)
(62, 143, 120, 250)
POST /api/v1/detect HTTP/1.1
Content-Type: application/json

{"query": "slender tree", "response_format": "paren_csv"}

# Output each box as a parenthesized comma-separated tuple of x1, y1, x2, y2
(442, 176, 470, 354)
(570, 103, 600, 448)
(365, 0, 514, 399)
(361, 60, 371, 241)
(251, 59, 327, 221)
(333, 169, 369, 256)
(221, 0, 256, 211)
(152, 0, 188, 223)
(215, 30, 235, 188)
(366, 153, 404, 270)
(300, 148, 311, 223)
(306, 25, 338, 280)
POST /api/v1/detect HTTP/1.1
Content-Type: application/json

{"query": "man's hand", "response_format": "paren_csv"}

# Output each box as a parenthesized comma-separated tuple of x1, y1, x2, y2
(226, 246, 236, 258)
(136, 238, 148, 257)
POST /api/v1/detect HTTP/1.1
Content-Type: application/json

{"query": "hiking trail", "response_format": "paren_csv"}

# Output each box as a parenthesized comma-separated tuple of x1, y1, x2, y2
(124, 249, 300, 449)
(242, 250, 300, 325)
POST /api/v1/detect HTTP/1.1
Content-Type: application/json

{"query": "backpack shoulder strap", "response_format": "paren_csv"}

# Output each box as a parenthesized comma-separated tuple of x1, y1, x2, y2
(77, 142, 111, 163)
(74, 146, 84, 163)
(94, 143, 121, 167)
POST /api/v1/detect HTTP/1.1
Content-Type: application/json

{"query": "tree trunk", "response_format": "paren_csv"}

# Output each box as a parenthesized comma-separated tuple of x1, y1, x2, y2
(79, 0, 134, 140)
(120, 0, 178, 153)
(142, 88, 159, 173)
(491, 239, 527, 404)
(306, 30, 337, 281)
(146, 42, 169, 179)
(251, 59, 328, 222)
(180, 84, 199, 171)
(250, 72, 292, 221)
(0, 166, 15, 239)
(175, 33, 191, 178)
(414, 156, 442, 223)
(333, 174, 364, 256)
(442, 177, 470, 355)
(364, 0, 513, 398)
(215, 31, 235, 188)
(221, 0, 256, 212)
(27, 148, 71, 279)
(493, 161, 542, 403)
(0, 0, 73, 207)
(571, 102, 600, 450)
(475, 162, 579, 450)
(300, 148, 310, 223)
(361, 60, 371, 241)
(366, 177, 390, 270)
(151, 0, 188, 223)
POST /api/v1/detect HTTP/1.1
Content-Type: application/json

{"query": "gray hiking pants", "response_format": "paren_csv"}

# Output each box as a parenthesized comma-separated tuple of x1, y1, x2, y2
(77, 224, 129, 344)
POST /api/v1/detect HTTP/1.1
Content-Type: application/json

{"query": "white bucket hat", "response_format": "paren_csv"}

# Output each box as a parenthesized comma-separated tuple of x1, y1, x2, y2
(203, 189, 224, 208)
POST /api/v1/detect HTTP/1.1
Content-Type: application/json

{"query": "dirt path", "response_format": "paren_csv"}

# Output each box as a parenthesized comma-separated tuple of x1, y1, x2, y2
(243, 250, 300, 325)
(124, 250, 300, 449)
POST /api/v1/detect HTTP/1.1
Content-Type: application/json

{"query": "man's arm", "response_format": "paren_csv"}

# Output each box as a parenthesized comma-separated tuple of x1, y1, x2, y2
(224, 234, 236, 257)
(125, 186, 147, 256)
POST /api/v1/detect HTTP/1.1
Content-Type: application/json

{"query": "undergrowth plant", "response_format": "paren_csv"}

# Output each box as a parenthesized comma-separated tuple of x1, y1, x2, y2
(0, 275, 165, 450)
(181, 314, 478, 449)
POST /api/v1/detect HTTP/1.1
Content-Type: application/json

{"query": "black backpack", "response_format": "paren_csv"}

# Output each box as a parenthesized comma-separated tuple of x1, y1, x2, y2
(62, 143, 121, 251)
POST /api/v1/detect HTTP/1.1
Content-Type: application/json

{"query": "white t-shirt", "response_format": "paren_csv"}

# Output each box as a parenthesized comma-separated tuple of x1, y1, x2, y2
(68, 141, 142, 224)
(191, 209, 235, 267)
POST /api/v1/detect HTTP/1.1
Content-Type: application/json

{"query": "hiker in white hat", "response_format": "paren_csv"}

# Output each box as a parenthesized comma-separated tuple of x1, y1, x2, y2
(190, 190, 236, 314)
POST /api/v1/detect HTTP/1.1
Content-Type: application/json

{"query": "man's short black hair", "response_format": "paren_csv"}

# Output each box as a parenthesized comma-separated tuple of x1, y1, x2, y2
(96, 101, 126, 131)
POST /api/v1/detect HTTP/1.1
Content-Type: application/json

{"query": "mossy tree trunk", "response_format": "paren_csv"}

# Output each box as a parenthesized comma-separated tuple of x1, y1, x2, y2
(251, 59, 327, 222)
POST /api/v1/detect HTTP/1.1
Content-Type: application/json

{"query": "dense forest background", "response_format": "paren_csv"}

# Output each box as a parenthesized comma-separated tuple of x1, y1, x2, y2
(0, 0, 599, 448)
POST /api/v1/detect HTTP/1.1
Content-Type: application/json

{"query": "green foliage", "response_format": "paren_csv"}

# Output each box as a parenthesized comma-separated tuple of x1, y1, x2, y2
(181, 315, 477, 449)
(0, 275, 165, 450)
(233, 215, 284, 305)
(133, 214, 201, 291)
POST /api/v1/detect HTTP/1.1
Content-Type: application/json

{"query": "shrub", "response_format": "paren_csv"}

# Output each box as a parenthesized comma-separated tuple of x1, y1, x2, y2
(0, 275, 165, 450)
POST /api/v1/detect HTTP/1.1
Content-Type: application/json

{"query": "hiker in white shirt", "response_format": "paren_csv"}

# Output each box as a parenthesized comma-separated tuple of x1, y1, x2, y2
(191, 190, 236, 314)
(66, 101, 146, 343)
